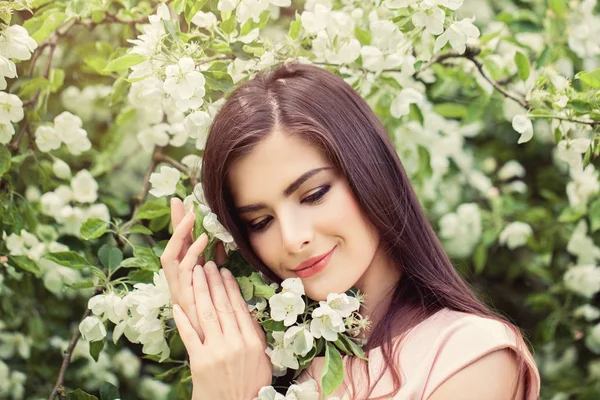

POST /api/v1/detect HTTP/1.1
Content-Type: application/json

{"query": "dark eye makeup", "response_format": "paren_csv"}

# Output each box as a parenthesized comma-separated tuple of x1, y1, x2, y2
(246, 185, 331, 233)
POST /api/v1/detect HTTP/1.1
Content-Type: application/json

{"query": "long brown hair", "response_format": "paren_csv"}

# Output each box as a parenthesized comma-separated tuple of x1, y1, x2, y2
(200, 62, 530, 399)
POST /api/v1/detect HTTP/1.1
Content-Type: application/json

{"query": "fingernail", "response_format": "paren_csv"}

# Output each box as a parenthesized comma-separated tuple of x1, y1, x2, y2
(220, 267, 231, 278)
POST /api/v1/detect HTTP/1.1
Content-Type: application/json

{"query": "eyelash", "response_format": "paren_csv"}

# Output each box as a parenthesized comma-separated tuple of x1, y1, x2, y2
(247, 185, 331, 233)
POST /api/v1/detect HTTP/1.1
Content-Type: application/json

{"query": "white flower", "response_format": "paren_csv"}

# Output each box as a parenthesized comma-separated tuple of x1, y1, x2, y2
(301, 4, 330, 34)
(564, 264, 600, 299)
(574, 304, 600, 321)
(0, 92, 24, 123)
(567, 221, 600, 266)
(88, 293, 128, 324)
(237, 0, 271, 23)
(324, 293, 360, 318)
(512, 114, 534, 144)
(384, 0, 418, 9)
(269, 291, 306, 326)
(35, 125, 61, 152)
(586, 323, 600, 354)
(183, 110, 212, 150)
(310, 304, 345, 341)
(555, 138, 590, 171)
(0, 122, 14, 144)
(181, 154, 203, 172)
(281, 278, 305, 296)
(283, 324, 314, 357)
(137, 123, 171, 153)
(163, 57, 206, 112)
(434, 17, 480, 54)
(266, 331, 299, 369)
(286, 379, 320, 400)
(499, 222, 533, 250)
(498, 160, 525, 181)
(218, 0, 241, 12)
(149, 166, 181, 197)
(254, 385, 286, 400)
(390, 88, 424, 118)
(191, 11, 218, 28)
(113, 348, 141, 380)
(0, 55, 17, 90)
(0, 25, 38, 61)
(71, 170, 98, 203)
(202, 211, 236, 246)
(439, 203, 482, 258)
(412, 4, 445, 35)
(566, 164, 600, 207)
(52, 159, 72, 179)
(79, 316, 107, 342)
(53, 111, 92, 155)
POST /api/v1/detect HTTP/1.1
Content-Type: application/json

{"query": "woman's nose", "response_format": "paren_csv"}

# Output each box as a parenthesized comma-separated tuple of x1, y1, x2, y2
(278, 212, 313, 255)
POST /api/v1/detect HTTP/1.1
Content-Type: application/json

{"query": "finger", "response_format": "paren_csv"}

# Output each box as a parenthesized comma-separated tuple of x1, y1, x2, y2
(161, 207, 196, 270)
(204, 262, 240, 337)
(220, 267, 265, 347)
(215, 241, 227, 266)
(178, 234, 209, 342)
(171, 198, 194, 259)
(192, 264, 223, 342)
(172, 304, 202, 356)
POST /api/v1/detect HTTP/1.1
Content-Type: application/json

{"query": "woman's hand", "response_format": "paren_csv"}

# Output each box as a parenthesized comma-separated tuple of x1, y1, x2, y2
(161, 198, 273, 399)
(161, 198, 227, 341)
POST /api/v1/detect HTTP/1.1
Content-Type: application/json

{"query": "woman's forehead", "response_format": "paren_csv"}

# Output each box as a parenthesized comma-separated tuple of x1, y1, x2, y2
(227, 133, 331, 204)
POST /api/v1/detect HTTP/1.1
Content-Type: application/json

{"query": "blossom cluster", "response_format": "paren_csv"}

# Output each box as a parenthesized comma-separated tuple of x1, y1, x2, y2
(79, 269, 172, 362)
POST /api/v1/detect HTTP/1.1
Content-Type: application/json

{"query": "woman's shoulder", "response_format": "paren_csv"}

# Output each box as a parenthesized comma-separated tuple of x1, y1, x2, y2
(395, 307, 541, 399)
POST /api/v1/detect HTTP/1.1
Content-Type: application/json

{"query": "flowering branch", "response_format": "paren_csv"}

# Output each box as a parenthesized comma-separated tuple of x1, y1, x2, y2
(154, 152, 197, 187)
(133, 146, 161, 213)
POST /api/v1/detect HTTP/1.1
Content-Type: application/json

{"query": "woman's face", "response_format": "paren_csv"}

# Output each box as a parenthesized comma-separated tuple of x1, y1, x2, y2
(227, 131, 381, 301)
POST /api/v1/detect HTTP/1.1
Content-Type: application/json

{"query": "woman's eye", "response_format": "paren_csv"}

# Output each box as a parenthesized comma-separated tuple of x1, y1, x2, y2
(302, 185, 331, 204)
(248, 217, 271, 233)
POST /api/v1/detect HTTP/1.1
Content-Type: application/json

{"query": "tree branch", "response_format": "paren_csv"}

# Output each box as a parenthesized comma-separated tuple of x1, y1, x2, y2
(132, 147, 161, 216)
(48, 305, 93, 400)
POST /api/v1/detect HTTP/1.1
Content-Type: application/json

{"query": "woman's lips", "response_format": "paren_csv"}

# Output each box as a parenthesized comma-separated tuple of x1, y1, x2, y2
(295, 246, 336, 278)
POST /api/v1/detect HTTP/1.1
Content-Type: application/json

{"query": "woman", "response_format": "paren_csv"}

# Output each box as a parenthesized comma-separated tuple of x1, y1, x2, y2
(160, 62, 541, 399)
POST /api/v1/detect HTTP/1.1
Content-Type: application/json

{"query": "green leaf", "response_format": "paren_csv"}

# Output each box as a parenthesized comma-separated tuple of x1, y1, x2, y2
(172, 0, 185, 14)
(42, 251, 92, 270)
(354, 26, 371, 46)
(99, 382, 120, 400)
(236, 276, 254, 300)
(103, 53, 146, 72)
(338, 334, 368, 360)
(259, 319, 286, 331)
(8, 255, 40, 275)
(514, 52, 530, 81)
(433, 103, 468, 119)
(49, 68, 65, 92)
(590, 199, 600, 232)
(134, 246, 161, 271)
(65, 280, 95, 290)
(98, 245, 123, 270)
(31, 12, 66, 43)
(321, 342, 344, 398)
(135, 199, 171, 220)
(128, 269, 156, 283)
(220, 14, 237, 35)
(80, 218, 109, 240)
(575, 68, 600, 88)
(558, 205, 586, 223)
(67, 389, 99, 400)
(249, 272, 276, 299)
(288, 13, 302, 40)
(119, 257, 149, 269)
(89, 338, 105, 362)
(549, 0, 567, 14)
(129, 224, 153, 235)
(0, 146, 11, 178)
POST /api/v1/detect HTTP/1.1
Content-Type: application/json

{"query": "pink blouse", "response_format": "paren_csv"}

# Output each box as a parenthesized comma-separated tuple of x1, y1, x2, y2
(300, 308, 541, 399)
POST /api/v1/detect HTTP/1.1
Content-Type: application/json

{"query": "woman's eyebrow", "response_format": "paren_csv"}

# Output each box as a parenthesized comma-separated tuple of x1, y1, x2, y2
(236, 167, 332, 215)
